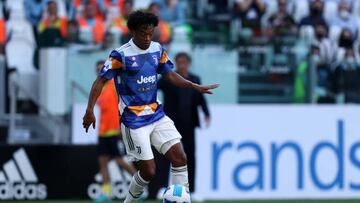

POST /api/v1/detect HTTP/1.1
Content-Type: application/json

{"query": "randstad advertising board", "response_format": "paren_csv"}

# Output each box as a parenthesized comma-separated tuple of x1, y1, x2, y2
(195, 105, 360, 200)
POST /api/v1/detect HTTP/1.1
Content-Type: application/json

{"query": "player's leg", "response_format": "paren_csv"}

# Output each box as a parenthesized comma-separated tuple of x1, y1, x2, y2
(98, 155, 111, 196)
(96, 137, 112, 202)
(151, 116, 189, 188)
(164, 142, 189, 187)
(121, 124, 155, 203)
(179, 127, 196, 192)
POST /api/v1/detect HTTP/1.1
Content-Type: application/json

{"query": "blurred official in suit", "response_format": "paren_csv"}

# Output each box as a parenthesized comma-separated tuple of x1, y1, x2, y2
(152, 52, 210, 196)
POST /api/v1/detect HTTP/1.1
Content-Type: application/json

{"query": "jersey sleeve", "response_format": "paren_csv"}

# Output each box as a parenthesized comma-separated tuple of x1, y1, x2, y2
(157, 46, 174, 74)
(99, 50, 123, 79)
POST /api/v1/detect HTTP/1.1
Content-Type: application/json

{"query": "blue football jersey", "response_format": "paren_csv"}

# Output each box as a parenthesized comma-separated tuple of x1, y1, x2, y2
(99, 39, 173, 129)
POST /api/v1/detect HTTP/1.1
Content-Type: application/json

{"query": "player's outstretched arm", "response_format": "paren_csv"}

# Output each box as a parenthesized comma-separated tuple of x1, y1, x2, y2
(163, 71, 219, 94)
(83, 76, 108, 133)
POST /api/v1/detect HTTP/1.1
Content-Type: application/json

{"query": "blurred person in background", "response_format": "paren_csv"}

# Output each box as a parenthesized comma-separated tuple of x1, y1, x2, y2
(157, 52, 210, 196)
(327, 0, 359, 38)
(69, 0, 106, 20)
(148, 2, 172, 45)
(0, 16, 5, 55)
(311, 23, 337, 103)
(336, 28, 356, 60)
(38, 1, 67, 47)
(299, 0, 327, 28)
(333, 48, 360, 103)
(154, 0, 185, 26)
(67, 20, 83, 44)
(234, 0, 266, 36)
(77, 2, 105, 44)
(102, 32, 115, 50)
(95, 60, 136, 203)
(24, 0, 48, 43)
(268, 0, 297, 37)
(312, 23, 335, 64)
(108, 0, 133, 44)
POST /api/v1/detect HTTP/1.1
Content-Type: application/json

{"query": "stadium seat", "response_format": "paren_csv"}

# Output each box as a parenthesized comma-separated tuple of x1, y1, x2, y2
(324, 1, 338, 20)
(293, 0, 309, 23)
(299, 26, 315, 42)
(261, 0, 278, 28)
(5, 0, 25, 16)
(329, 25, 342, 44)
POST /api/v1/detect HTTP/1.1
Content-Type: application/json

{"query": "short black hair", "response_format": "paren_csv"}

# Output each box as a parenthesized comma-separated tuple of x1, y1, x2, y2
(175, 52, 191, 63)
(127, 10, 159, 31)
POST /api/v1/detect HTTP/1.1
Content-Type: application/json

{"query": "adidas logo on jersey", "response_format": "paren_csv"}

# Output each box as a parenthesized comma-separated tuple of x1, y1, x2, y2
(131, 61, 138, 67)
(136, 75, 156, 84)
(0, 148, 47, 200)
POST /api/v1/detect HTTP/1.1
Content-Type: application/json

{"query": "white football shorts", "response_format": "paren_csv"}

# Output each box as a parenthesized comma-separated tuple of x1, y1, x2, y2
(121, 116, 182, 161)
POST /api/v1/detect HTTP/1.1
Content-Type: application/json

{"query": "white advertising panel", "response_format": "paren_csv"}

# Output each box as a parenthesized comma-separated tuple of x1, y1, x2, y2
(195, 105, 360, 199)
(72, 103, 99, 144)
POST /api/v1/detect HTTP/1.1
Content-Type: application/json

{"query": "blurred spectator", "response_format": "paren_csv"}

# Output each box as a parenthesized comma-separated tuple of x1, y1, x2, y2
(338, 28, 354, 49)
(334, 28, 358, 64)
(108, 0, 133, 42)
(327, 0, 359, 38)
(67, 20, 82, 44)
(0, 17, 5, 55)
(312, 24, 335, 64)
(69, 0, 106, 20)
(311, 50, 333, 103)
(24, 0, 48, 42)
(77, 3, 105, 44)
(234, 0, 266, 34)
(154, 0, 185, 26)
(104, 0, 124, 15)
(333, 48, 360, 103)
(38, 1, 67, 47)
(268, 0, 297, 36)
(102, 32, 115, 50)
(299, 0, 327, 28)
(149, 2, 172, 45)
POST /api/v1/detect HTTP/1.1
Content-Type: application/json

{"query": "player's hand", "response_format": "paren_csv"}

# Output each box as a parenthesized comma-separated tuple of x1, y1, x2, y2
(193, 83, 220, 94)
(83, 110, 96, 133)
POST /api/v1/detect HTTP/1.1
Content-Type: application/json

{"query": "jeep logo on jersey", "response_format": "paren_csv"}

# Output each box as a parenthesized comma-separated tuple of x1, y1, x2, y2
(0, 148, 47, 200)
(136, 75, 156, 84)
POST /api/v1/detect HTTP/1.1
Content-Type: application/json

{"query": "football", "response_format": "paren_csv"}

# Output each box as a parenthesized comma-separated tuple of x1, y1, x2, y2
(163, 184, 191, 203)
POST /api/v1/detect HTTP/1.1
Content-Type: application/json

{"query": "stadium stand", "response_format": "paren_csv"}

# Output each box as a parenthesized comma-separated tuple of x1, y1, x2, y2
(0, 0, 359, 142)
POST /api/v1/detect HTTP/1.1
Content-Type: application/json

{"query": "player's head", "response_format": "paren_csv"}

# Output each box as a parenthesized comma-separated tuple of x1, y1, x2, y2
(96, 60, 105, 74)
(127, 10, 159, 50)
(175, 52, 191, 75)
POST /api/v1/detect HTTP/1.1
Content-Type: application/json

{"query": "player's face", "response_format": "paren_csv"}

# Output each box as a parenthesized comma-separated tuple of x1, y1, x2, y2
(132, 25, 155, 50)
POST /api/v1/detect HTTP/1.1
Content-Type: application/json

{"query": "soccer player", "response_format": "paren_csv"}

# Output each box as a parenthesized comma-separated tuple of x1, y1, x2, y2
(95, 60, 136, 202)
(83, 11, 219, 203)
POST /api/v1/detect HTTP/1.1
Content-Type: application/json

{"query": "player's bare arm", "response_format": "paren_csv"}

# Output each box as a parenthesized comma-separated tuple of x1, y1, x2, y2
(83, 76, 109, 132)
(164, 71, 220, 94)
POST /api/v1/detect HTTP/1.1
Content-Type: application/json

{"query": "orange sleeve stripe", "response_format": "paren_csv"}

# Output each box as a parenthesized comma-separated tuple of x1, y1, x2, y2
(110, 58, 123, 69)
(160, 51, 168, 64)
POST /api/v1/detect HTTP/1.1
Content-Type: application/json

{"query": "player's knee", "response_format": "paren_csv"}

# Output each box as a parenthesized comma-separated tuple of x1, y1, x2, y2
(172, 152, 187, 167)
(140, 165, 156, 180)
